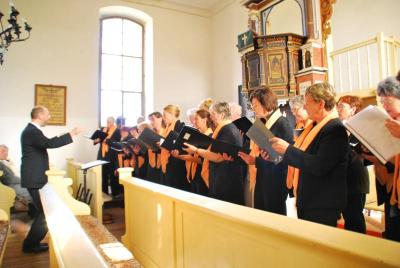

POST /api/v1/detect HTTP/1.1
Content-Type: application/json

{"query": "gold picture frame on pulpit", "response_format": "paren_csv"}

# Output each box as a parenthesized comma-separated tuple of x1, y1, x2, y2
(34, 84, 67, 125)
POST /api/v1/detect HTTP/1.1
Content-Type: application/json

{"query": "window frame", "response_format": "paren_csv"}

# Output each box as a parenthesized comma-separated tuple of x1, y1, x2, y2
(98, 16, 146, 127)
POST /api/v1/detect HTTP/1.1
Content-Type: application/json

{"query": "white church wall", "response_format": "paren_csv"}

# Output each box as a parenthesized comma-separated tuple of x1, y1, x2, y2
(210, 0, 248, 103)
(0, 0, 211, 170)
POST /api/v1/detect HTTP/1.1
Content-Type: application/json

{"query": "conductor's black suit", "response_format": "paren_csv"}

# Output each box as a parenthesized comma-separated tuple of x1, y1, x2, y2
(21, 123, 72, 250)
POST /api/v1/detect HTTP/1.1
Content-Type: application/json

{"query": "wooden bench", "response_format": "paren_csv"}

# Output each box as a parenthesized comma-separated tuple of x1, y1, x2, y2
(40, 182, 141, 268)
(66, 159, 112, 222)
(0, 209, 9, 267)
(0, 170, 16, 219)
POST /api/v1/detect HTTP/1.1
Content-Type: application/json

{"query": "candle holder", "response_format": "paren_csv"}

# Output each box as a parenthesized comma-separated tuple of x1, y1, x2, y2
(0, 1, 32, 65)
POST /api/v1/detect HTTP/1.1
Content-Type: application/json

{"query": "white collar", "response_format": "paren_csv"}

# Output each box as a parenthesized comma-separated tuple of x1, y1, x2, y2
(30, 121, 42, 130)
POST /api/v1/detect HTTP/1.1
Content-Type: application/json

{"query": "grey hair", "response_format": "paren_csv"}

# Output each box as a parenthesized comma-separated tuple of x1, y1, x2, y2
(228, 102, 242, 116)
(0, 144, 8, 150)
(377, 76, 400, 99)
(186, 108, 197, 118)
(210, 102, 231, 119)
(289, 95, 305, 109)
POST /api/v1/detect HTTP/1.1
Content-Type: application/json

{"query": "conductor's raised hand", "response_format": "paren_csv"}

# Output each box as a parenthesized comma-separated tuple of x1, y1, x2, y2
(238, 151, 255, 165)
(70, 127, 83, 136)
(270, 137, 289, 155)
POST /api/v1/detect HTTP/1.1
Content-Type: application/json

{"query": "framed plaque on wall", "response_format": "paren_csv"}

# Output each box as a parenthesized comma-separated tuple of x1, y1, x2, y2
(34, 84, 67, 125)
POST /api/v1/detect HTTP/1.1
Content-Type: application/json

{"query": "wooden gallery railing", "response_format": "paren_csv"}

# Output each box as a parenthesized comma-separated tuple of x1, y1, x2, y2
(329, 32, 400, 95)
(119, 174, 400, 268)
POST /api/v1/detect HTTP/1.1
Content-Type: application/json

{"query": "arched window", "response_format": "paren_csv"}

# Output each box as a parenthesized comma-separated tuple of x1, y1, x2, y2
(100, 17, 144, 126)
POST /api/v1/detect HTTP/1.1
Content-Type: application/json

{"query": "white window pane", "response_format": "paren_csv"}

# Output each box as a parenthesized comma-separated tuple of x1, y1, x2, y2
(123, 20, 142, 57)
(101, 54, 122, 90)
(102, 18, 122, 55)
(101, 90, 122, 126)
(122, 57, 142, 92)
(123, 93, 142, 126)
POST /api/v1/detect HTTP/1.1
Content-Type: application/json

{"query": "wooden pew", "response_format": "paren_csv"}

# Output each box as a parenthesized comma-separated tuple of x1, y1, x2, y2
(120, 176, 400, 268)
(0, 170, 16, 219)
(66, 159, 111, 222)
(40, 183, 141, 268)
(0, 209, 9, 267)
(46, 169, 90, 215)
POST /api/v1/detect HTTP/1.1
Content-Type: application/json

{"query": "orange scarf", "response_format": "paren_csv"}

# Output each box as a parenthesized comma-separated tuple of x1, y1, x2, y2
(248, 141, 260, 188)
(294, 119, 313, 141)
(390, 155, 400, 208)
(101, 126, 116, 158)
(248, 109, 282, 188)
(286, 110, 339, 196)
(200, 120, 231, 187)
(185, 128, 213, 182)
(160, 120, 177, 174)
(148, 127, 165, 169)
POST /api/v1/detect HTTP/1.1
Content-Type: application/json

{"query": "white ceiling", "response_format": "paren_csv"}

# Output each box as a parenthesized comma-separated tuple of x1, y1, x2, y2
(165, 0, 225, 10)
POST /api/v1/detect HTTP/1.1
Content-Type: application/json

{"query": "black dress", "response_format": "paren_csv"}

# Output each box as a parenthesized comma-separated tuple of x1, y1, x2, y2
(190, 156, 209, 196)
(342, 134, 369, 233)
(209, 123, 244, 205)
(283, 119, 349, 227)
(146, 150, 162, 184)
(133, 152, 148, 180)
(254, 116, 293, 215)
(161, 120, 190, 191)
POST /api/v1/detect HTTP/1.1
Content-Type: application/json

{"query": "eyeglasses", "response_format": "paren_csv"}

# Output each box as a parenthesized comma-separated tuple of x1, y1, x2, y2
(379, 97, 396, 106)
(337, 103, 351, 110)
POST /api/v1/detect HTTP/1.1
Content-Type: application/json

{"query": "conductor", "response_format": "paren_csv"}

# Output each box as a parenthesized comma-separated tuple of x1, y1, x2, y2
(21, 105, 81, 253)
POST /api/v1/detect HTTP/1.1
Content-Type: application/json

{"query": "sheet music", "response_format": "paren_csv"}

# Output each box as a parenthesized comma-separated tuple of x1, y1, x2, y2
(81, 160, 109, 170)
(344, 105, 400, 164)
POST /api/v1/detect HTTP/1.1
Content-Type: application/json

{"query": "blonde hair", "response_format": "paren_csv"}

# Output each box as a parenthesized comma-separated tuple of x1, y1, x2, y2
(198, 98, 213, 111)
(163, 104, 180, 118)
(306, 82, 336, 111)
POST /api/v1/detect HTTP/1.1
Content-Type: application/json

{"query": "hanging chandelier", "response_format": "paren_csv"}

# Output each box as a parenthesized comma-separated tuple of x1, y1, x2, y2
(0, 1, 32, 65)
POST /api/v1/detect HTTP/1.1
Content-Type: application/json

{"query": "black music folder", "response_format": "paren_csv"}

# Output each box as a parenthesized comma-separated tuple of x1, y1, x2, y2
(125, 138, 148, 155)
(160, 131, 179, 151)
(232, 117, 253, 133)
(138, 128, 163, 152)
(175, 126, 213, 149)
(86, 130, 107, 141)
(246, 118, 282, 164)
(210, 139, 250, 160)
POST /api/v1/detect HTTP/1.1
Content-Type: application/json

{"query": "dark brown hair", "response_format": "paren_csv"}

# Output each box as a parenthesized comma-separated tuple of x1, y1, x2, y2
(249, 87, 278, 112)
(196, 109, 215, 130)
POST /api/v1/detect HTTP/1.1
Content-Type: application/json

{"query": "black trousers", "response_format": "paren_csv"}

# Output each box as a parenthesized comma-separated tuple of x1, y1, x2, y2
(384, 200, 400, 242)
(297, 208, 340, 227)
(343, 193, 366, 233)
(102, 162, 121, 196)
(23, 188, 48, 247)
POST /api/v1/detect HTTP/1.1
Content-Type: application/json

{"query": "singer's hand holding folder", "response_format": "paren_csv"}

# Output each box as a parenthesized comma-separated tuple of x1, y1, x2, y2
(246, 118, 282, 164)
(125, 138, 148, 155)
(344, 105, 400, 164)
(138, 128, 163, 153)
(210, 139, 250, 160)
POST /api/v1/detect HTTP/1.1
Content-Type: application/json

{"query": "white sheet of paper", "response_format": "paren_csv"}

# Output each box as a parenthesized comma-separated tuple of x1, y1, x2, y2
(344, 105, 400, 164)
